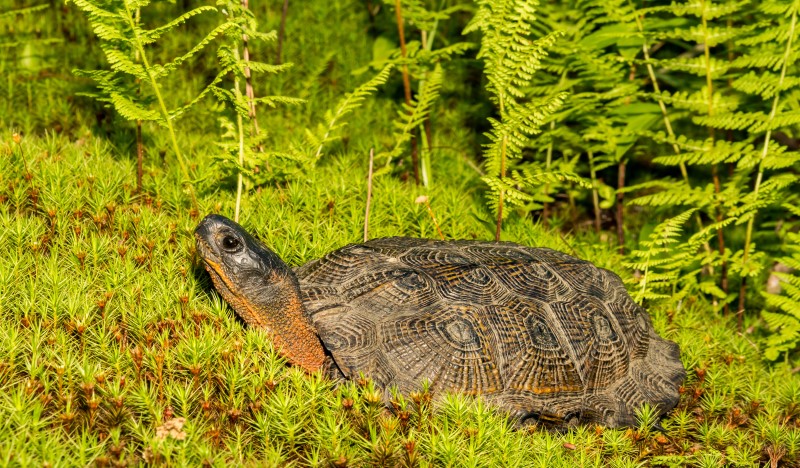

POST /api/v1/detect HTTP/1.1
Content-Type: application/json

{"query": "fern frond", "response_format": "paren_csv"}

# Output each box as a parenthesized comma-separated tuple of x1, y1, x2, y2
(644, 133, 758, 166)
(311, 64, 394, 160)
(730, 51, 799, 69)
(663, 0, 748, 20)
(783, 203, 800, 217)
(385, 64, 444, 162)
(732, 71, 800, 99)
(654, 56, 731, 78)
(102, 47, 147, 80)
(107, 92, 161, 122)
(169, 71, 230, 121)
(154, 22, 237, 78)
(244, 62, 294, 75)
(65, 0, 117, 20)
(254, 96, 306, 108)
(0, 3, 48, 18)
(652, 24, 744, 47)
(694, 110, 800, 133)
(628, 185, 712, 208)
(246, 30, 278, 43)
(641, 90, 738, 114)
(141, 6, 218, 43)
(423, 42, 476, 63)
(626, 208, 702, 303)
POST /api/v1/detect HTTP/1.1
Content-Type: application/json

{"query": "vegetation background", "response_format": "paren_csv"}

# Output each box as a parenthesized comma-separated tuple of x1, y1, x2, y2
(1, 0, 800, 465)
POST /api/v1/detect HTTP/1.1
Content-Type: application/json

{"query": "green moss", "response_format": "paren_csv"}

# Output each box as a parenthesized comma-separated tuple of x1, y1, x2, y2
(1, 0, 800, 465)
(0, 126, 796, 466)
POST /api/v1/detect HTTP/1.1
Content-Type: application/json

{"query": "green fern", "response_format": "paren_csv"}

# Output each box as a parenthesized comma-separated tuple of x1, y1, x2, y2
(381, 63, 444, 172)
(306, 63, 394, 161)
(367, 0, 474, 185)
(762, 231, 800, 360)
(212, 0, 301, 219)
(68, 0, 235, 208)
(605, 0, 800, 320)
(626, 209, 735, 303)
(464, 0, 568, 239)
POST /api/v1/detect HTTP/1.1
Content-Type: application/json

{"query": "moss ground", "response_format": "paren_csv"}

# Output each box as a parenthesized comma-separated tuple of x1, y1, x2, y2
(1, 0, 800, 466)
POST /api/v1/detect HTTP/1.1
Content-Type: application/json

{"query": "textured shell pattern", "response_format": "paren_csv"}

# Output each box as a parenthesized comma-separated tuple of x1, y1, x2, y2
(294, 237, 685, 427)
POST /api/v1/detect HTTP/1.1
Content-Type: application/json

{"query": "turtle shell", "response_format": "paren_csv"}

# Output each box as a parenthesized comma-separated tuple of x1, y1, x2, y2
(295, 237, 685, 427)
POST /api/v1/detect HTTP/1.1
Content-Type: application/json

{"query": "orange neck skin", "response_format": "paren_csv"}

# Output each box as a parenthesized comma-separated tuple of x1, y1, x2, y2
(203, 259, 326, 373)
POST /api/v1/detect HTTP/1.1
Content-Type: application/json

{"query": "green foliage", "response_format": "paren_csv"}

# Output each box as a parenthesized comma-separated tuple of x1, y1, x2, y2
(0, 4, 56, 57)
(512, 0, 800, 325)
(762, 230, 800, 360)
(464, 0, 569, 238)
(626, 209, 736, 303)
(382, 63, 444, 169)
(623, 0, 800, 314)
(0, 3, 64, 128)
(5, 0, 800, 463)
(305, 63, 394, 163)
(69, 0, 228, 124)
(3, 127, 800, 466)
(373, 0, 475, 185)
(68, 0, 234, 202)
(211, 0, 300, 218)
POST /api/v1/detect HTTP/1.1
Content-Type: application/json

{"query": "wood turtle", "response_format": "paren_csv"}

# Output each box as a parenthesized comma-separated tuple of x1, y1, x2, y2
(194, 214, 685, 427)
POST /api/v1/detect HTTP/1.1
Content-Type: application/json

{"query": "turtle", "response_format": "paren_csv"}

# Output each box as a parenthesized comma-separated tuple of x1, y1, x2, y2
(194, 214, 685, 428)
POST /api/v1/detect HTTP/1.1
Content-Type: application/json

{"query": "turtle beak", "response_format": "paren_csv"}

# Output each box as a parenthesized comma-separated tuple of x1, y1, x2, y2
(195, 214, 219, 241)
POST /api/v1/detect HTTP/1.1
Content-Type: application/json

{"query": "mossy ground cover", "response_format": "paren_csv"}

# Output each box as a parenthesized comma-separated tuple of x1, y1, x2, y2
(4, 131, 800, 467)
(2, 0, 800, 466)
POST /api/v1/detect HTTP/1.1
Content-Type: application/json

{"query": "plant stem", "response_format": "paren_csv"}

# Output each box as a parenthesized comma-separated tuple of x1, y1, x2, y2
(495, 134, 507, 242)
(417, 20, 439, 188)
(701, 0, 727, 314)
(588, 151, 601, 234)
(714, 163, 728, 315)
(123, 4, 197, 210)
(134, 8, 143, 195)
(136, 121, 143, 193)
(493, 65, 509, 242)
(542, 119, 555, 228)
(394, 0, 419, 185)
(241, 0, 261, 147)
(634, 11, 714, 269)
(737, 2, 798, 327)
(617, 64, 636, 254)
(616, 160, 626, 254)
(417, 1, 446, 187)
(423, 198, 445, 240)
(233, 47, 246, 222)
(420, 117, 432, 187)
(541, 72, 567, 229)
(364, 149, 374, 242)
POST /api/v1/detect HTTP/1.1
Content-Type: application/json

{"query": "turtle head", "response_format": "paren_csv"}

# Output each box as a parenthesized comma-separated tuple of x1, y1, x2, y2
(194, 214, 287, 286)
(194, 214, 326, 372)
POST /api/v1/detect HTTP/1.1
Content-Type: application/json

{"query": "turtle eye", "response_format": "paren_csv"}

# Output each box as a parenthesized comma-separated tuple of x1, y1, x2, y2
(221, 235, 241, 252)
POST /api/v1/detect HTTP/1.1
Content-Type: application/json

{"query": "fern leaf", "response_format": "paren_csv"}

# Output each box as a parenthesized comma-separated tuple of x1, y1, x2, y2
(108, 92, 161, 122)
(65, 0, 117, 20)
(254, 96, 306, 108)
(141, 6, 217, 43)
(155, 22, 236, 78)
(102, 47, 148, 80)
(386, 64, 445, 161)
(244, 62, 294, 75)
(311, 64, 394, 160)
